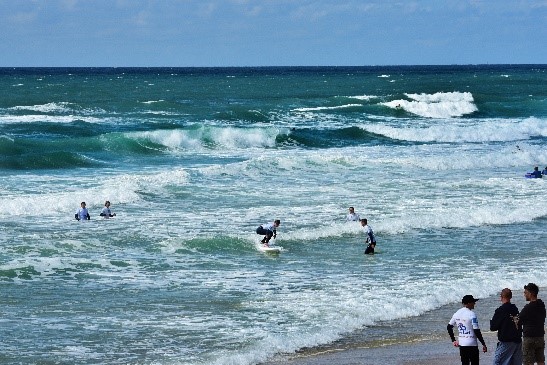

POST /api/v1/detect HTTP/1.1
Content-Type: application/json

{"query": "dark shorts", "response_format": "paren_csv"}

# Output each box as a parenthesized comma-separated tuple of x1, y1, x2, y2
(256, 226, 273, 238)
(522, 337, 545, 365)
(459, 346, 479, 365)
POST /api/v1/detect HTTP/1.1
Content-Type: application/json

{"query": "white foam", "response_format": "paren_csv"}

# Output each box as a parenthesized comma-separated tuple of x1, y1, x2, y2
(128, 126, 283, 151)
(141, 100, 165, 104)
(0, 115, 103, 124)
(8, 102, 74, 114)
(383, 91, 478, 118)
(0, 168, 189, 218)
(292, 104, 362, 112)
(362, 117, 547, 143)
(348, 94, 378, 101)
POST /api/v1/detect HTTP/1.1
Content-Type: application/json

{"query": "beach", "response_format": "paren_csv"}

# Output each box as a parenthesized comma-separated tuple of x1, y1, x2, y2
(263, 292, 533, 365)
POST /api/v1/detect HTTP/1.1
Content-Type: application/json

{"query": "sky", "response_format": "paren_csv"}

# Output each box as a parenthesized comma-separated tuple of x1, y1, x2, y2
(0, 0, 545, 67)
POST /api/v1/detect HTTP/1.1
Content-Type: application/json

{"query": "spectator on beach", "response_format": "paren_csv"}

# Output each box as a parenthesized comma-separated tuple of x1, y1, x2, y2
(75, 202, 91, 221)
(447, 294, 488, 365)
(519, 283, 546, 365)
(346, 207, 360, 222)
(256, 220, 280, 246)
(100, 200, 116, 218)
(360, 218, 376, 254)
(490, 288, 522, 365)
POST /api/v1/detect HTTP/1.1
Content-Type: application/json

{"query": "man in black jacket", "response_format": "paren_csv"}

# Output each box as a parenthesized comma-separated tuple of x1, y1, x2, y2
(490, 288, 522, 365)
(520, 283, 546, 365)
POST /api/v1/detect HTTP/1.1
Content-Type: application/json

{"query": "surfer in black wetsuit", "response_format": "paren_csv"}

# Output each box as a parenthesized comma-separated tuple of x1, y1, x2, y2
(360, 218, 376, 254)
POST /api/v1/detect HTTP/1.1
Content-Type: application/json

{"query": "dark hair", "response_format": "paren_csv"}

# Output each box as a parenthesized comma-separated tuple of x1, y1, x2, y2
(524, 283, 539, 296)
(360, 218, 367, 224)
(274, 219, 280, 225)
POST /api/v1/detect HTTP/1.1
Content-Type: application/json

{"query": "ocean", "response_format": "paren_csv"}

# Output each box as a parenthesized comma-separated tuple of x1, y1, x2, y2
(0, 65, 546, 365)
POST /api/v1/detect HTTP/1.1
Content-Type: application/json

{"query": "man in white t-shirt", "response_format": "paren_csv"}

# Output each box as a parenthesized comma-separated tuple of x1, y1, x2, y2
(75, 201, 90, 221)
(346, 207, 360, 222)
(447, 295, 488, 365)
(100, 201, 116, 218)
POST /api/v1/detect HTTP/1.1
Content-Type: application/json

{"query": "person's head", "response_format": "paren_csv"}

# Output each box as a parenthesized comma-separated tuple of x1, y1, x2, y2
(462, 294, 479, 309)
(80, 202, 86, 208)
(534, 166, 539, 171)
(273, 219, 280, 227)
(524, 283, 539, 301)
(360, 218, 367, 226)
(348, 207, 355, 213)
(104, 201, 111, 207)
(500, 288, 512, 303)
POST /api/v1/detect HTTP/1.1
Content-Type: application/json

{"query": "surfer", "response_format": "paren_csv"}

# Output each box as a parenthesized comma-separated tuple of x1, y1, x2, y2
(346, 206, 361, 222)
(256, 220, 280, 246)
(100, 201, 116, 218)
(530, 167, 542, 178)
(360, 218, 376, 254)
(542, 167, 547, 176)
(75, 202, 91, 221)
(364, 241, 376, 255)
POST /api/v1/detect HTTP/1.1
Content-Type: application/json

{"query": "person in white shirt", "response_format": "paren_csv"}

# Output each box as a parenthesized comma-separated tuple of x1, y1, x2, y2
(256, 220, 280, 245)
(346, 207, 360, 222)
(447, 295, 488, 365)
(75, 202, 90, 221)
(360, 218, 375, 239)
(100, 201, 116, 218)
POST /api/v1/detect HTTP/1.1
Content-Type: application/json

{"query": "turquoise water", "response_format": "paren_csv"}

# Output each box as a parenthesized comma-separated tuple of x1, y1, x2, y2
(1, 66, 546, 365)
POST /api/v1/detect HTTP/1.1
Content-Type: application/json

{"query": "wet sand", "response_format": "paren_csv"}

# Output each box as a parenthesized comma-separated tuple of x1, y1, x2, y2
(264, 332, 497, 365)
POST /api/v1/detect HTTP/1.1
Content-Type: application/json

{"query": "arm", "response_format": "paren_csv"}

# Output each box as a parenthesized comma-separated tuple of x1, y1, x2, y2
(490, 308, 501, 331)
(475, 329, 487, 352)
(75, 213, 80, 221)
(447, 324, 458, 346)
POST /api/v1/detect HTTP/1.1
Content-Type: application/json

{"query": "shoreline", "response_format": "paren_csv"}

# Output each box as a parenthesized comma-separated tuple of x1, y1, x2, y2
(264, 333, 499, 365)
(262, 290, 532, 365)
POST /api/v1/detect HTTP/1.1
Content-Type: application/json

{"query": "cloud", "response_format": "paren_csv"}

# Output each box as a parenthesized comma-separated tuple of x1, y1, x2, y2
(9, 11, 39, 25)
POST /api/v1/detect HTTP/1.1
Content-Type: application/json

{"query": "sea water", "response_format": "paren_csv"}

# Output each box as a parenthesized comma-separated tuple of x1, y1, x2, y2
(0, 65, 546, 365)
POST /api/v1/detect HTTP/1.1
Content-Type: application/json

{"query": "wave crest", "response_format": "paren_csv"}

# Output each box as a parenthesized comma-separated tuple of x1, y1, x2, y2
(383, 91, 478, 118)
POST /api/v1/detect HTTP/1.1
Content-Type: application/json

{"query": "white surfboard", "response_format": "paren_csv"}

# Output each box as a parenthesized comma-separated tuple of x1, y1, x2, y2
(256, 242, 283, 254)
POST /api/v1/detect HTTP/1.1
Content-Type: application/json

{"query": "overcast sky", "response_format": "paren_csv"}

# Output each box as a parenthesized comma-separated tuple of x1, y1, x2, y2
(1, 0, 545, 67)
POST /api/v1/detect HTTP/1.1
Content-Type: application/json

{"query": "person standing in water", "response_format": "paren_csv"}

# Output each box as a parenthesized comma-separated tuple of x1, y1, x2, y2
(75, 202, 91, 221)
(346, 207, 361, 222)
(100, 201, 116, 218)
(360, 218, 376, 254)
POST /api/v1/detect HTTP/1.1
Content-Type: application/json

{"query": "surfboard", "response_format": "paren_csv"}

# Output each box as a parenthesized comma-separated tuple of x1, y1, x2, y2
(256, 242, 282, 254)
(525, 173, 542, 179)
